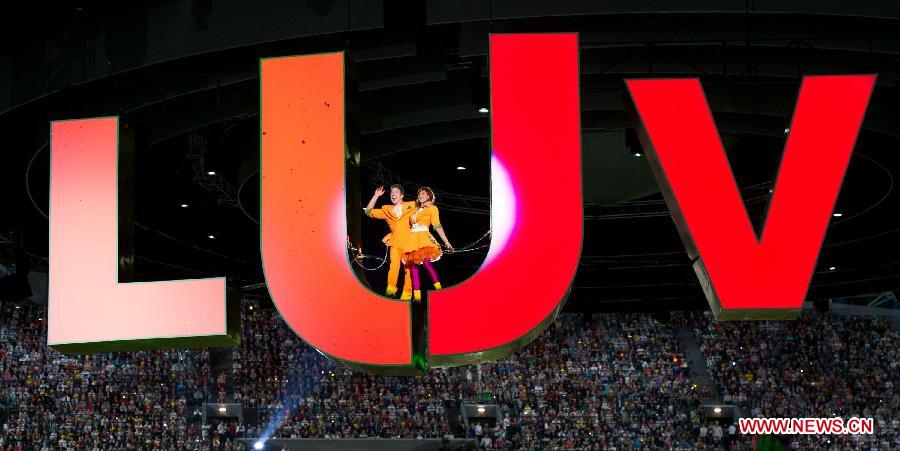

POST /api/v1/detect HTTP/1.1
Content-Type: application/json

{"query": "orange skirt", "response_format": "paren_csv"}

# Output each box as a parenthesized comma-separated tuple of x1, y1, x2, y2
(402, 232, 442, 264)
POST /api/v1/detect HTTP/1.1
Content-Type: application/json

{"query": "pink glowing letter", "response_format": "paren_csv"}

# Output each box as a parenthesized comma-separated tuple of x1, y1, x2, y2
(48, 118, 236, 353)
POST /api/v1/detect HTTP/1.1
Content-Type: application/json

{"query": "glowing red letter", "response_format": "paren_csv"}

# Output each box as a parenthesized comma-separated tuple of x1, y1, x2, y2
(626, 75, 874, 319)
(428, 34, 583, 365)
(260, 53, 418, 374)
(49, 118, 236, 353)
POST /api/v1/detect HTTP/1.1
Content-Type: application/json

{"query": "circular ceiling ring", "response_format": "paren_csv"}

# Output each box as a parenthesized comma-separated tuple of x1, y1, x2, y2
(829, 152, 894, 227)
(237, 169, 261, 225)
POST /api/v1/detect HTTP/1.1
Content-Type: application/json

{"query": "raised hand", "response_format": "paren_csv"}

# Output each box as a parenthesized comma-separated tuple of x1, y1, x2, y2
(373, 186, 385, 198)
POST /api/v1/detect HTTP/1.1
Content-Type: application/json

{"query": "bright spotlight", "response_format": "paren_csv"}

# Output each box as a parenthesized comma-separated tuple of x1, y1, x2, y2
(713, 407, 722, 414)
(478, 107, 489, 113)
(253, 441, 264, 450)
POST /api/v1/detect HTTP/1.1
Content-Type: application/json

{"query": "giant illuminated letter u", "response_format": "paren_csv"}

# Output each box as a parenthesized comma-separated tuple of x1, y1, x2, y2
(260, 34, 583, 372)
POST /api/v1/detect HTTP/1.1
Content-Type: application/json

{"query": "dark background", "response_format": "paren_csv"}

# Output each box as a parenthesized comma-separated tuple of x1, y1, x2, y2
(1, 0, 899, 312)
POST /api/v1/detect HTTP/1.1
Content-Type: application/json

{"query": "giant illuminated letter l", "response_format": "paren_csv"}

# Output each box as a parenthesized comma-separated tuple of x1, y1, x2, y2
(48, 118, 237, 352)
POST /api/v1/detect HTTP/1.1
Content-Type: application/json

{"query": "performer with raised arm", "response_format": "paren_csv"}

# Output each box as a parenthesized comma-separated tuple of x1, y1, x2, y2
(363, 184, 416, 300)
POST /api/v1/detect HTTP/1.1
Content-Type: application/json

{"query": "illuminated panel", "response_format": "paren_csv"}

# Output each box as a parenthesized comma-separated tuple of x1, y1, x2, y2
(48, 118, 232, 353)
(260, 53, 416, 374)
(626, 75, 875, 320)
(428, 34, 583, 365)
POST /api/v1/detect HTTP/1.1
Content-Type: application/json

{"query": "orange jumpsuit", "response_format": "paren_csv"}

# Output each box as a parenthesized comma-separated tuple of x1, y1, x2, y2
(365, 201, 416, 296)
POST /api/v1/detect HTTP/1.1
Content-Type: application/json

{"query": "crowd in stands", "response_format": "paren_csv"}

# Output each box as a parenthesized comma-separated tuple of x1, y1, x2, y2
(236, 298, 700, 449)
(692, 310, 899, 449)
(234, 299, 450, 441)
(0, 301, 211, 449)
(0, 296, 896, 450)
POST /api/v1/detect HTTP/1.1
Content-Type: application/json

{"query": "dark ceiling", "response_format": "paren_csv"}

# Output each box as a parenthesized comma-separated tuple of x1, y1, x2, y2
(1, 0, 899, 312)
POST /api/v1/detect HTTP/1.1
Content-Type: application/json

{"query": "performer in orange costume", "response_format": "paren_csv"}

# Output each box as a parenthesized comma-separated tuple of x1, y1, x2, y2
(364, 184, 415, 299)
(400, 187, 453, 301)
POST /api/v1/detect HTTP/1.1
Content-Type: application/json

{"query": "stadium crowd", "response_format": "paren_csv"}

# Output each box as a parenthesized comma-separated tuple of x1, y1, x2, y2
(0, 296, 896, 450)
(692, 310, 899, 450)
(236, 298, 700, 449)
(0, 301, 211, 449)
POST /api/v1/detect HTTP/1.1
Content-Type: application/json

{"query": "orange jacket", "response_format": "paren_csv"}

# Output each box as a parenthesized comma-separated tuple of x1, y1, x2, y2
(365, 201, 417, 246)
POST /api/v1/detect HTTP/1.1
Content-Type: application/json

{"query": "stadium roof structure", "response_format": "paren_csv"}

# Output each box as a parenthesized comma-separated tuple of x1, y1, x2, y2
(1, 1, 899, 312)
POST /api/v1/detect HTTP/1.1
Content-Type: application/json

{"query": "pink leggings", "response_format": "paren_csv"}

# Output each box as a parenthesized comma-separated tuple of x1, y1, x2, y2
(406, 260, 440, 290)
